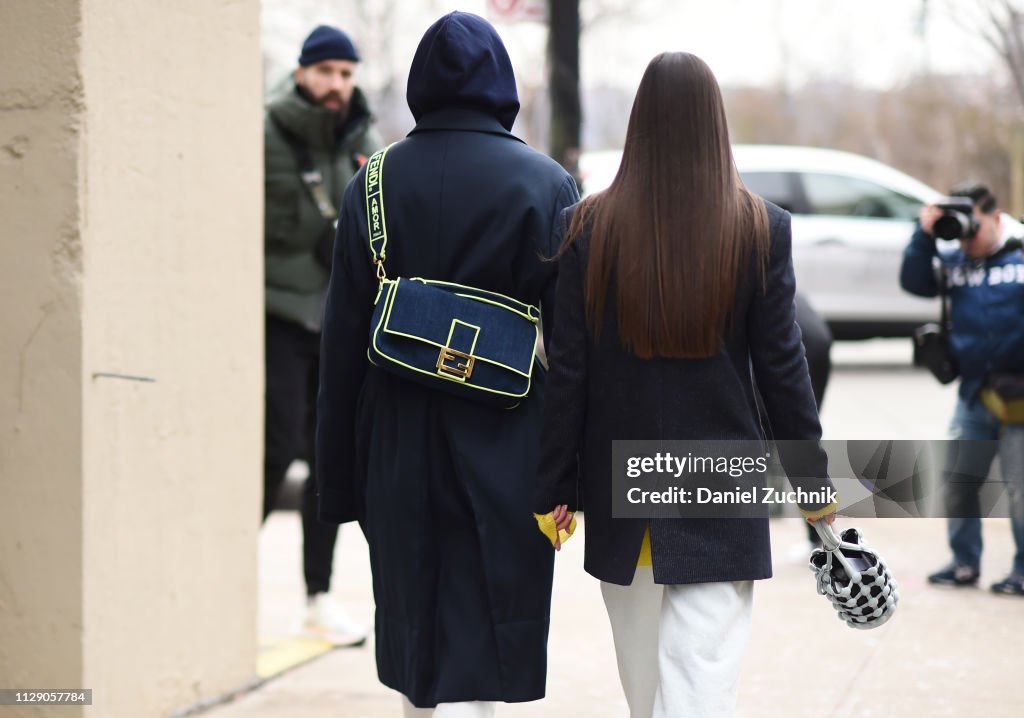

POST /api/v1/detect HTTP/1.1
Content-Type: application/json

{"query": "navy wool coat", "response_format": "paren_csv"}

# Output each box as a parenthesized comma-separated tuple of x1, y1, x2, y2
(533, 202, 832, 586)
(315, 13, 578, 708)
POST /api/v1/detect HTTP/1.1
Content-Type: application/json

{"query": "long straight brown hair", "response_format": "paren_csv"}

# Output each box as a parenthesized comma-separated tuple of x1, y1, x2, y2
(567, 52, 769, 359)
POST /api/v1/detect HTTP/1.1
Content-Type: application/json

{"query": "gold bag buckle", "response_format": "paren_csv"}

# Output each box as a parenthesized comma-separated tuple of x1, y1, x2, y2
(437, 347, 475, 381)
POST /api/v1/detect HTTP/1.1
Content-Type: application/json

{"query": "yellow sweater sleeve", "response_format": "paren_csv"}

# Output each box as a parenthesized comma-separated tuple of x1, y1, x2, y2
(533, 512, 577, 548)
(798, 499, 840, 520)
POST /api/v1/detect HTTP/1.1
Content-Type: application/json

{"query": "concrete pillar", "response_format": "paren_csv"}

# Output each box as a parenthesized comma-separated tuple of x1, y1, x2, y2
(1, 1, 264, 716)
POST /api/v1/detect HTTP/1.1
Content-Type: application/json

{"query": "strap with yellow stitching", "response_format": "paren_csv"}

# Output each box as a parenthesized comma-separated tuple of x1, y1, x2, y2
(364, 143, 395, 283)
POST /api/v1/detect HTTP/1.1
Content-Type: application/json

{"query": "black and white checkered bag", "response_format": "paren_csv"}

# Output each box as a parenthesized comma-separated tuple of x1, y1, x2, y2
(809, 522, 898, 630)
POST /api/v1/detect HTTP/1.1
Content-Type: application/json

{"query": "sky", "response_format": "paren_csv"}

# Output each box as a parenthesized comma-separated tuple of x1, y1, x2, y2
(579, 0, 1001, 91)
(262, 0, 1006, 93)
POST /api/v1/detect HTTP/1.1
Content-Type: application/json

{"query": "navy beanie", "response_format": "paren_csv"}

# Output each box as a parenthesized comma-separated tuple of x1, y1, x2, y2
(299, 25, 360, 66)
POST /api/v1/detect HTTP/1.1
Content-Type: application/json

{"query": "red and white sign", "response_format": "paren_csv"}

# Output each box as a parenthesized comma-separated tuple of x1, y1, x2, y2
(487, 0, 547, 24)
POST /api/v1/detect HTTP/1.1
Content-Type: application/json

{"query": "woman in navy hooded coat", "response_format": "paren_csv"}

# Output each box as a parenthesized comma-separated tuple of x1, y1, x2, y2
(315, 12, 579, 715)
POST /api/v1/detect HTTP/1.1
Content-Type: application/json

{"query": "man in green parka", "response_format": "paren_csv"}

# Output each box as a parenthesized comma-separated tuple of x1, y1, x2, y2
(263, 25, 382, 645)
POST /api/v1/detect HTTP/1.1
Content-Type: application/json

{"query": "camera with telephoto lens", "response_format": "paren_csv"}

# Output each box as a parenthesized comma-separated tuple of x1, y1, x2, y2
(932, 197, 980, 241)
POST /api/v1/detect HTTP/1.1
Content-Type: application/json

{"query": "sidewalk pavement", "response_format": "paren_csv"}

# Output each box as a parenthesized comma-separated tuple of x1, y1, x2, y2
(206, 512, 1023, 718)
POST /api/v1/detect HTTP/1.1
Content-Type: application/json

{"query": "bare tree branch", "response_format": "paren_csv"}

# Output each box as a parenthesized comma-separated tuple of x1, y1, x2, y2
(940, 0, 1024, 110)
(987, 1, 1024, 107)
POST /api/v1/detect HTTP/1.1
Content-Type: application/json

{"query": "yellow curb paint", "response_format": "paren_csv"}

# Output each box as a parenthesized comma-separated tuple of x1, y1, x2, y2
(256, 637, 334, 680)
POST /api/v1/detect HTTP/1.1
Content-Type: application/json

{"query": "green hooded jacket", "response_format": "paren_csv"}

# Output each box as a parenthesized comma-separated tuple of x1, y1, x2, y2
(264, 86, 382, 331)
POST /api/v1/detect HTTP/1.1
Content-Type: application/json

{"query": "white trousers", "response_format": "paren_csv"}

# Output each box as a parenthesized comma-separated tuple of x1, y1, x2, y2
(401, 696, 496, 718)
(600, 566, 754, 718)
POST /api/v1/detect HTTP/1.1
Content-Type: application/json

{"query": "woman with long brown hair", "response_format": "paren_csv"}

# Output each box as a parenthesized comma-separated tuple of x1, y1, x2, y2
(534, 52, 836, 717)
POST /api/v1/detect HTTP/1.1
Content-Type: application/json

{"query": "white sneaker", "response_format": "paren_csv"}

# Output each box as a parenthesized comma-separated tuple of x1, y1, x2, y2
(302, 594, 368, 647)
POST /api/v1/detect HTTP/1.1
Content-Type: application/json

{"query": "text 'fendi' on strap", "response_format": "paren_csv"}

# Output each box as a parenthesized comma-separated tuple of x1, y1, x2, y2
(365, 144, 395, 281)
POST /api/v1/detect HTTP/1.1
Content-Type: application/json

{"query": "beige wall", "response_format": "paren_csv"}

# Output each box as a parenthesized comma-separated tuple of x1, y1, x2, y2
(0, 2, 86, 714)
(1, 0, 264, 715)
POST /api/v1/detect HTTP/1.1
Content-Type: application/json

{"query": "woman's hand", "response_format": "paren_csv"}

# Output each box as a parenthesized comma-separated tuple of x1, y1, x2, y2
(552, 504, 574, 551)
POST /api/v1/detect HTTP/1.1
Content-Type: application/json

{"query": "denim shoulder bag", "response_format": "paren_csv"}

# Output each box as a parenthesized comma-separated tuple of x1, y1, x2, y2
(363, 145, 541, 409)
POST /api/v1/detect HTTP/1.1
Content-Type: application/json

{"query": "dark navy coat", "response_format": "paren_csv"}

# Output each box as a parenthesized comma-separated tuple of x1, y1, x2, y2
(315, 12, 578, 707)
(533, 202, 831, 586)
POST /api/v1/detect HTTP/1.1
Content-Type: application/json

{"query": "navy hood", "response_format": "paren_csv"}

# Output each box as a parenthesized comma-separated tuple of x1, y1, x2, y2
(406, 12, 520, 131)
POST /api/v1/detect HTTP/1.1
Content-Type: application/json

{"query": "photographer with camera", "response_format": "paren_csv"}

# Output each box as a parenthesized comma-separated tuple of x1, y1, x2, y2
(900, 183, 1024, 596)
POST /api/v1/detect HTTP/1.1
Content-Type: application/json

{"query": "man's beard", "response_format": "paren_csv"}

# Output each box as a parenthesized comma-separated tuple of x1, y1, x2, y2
(297, 84, 348, 120)
(294, 83, 350, 129)
(314, 90, 345, 108)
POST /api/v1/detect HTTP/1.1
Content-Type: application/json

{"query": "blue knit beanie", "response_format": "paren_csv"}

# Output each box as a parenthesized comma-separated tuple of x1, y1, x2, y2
(298, 25, 360, 66)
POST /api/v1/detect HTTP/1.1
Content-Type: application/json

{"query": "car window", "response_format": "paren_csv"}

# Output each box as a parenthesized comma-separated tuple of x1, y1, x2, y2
(801, 172, 921, 220)
(740, 171, 800, 213)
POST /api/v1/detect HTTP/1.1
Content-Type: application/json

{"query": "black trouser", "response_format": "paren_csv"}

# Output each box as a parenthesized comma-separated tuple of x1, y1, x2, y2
(794, 292, 833, 411)
(263, 314, 338, 596)
(795, 294, 834, 543)
(754, 296, 833, 423)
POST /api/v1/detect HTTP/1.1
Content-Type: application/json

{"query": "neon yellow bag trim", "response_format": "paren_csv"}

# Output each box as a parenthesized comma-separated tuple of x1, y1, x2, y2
(371, 278, 540, 382)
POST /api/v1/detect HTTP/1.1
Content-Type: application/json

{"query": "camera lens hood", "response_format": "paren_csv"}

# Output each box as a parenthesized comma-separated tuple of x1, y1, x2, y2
(933, 197, 979, 240)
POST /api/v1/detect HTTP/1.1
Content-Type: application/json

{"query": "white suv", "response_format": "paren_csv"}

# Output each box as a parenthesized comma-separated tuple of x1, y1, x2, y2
(579, 145, 1023, 339)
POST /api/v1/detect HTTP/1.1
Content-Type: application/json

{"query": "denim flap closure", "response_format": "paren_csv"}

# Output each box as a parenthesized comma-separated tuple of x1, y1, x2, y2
(382, 278, 537, 376)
